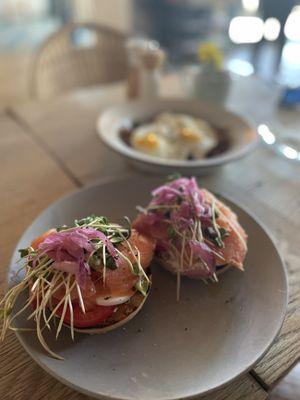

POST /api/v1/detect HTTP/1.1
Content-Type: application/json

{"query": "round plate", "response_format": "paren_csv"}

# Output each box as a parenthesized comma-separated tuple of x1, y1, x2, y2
(97, 99, 258, 175)
(8, 177, 287, 400)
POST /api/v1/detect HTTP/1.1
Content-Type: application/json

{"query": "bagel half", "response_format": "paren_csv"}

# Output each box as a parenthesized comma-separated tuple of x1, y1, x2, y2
(62, 272, 152, 334)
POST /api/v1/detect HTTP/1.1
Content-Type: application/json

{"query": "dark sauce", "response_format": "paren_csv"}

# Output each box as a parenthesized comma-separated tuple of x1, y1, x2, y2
(120, 127, 132, 147)
(206, 127, 231, 158)
(119, 114, 231, 160)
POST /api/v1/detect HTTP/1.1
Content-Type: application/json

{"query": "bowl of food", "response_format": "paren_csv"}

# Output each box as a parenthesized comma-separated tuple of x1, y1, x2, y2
(97, 99, 258, 174)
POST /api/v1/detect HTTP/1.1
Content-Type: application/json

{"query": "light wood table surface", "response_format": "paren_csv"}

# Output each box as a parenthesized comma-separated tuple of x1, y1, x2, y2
(1, 75, 300, 400)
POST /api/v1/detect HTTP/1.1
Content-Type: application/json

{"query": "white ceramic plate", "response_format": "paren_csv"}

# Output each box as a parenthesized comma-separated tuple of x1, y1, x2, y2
(97, 99, 258, 175)
(8, 177, 287, 400)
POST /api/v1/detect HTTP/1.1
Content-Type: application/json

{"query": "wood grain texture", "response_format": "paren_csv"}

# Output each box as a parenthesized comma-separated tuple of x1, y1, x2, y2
(199, 375, 267, 400)
(8, 82, 127, 185)
(0, 116, 75, 285)
(0, 115, 75, 398)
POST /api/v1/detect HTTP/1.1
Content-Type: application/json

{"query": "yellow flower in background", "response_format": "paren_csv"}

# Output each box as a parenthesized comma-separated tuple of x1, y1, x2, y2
(198, 42, 223, 70)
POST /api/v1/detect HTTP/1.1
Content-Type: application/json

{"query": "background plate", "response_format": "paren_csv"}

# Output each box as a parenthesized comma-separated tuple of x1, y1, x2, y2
(8, 177, 287, 400)
(98, 99, 258, 175)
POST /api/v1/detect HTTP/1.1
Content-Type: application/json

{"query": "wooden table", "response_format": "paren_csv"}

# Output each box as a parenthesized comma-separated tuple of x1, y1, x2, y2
(1, 75, 300, 400)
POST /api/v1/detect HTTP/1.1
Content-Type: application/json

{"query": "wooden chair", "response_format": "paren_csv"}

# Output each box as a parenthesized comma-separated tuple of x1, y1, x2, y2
(30, 22, 128, 99)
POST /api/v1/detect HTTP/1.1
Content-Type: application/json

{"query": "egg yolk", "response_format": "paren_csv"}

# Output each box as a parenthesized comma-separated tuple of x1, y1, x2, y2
(135, 133, 159, 149)
(180, 128, 202, 142)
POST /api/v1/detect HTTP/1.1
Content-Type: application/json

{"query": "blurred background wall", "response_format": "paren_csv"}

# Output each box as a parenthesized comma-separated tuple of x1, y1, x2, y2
(0, 0, 299, 107)
(72, 0, 131, 30)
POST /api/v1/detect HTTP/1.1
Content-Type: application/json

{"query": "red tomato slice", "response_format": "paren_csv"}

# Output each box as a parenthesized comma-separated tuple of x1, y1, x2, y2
(55, 303, 115, 328)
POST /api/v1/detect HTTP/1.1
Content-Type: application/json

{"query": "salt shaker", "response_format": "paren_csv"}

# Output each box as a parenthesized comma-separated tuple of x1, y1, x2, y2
(140, 45, 166, 99)
(126, 38, 165, 100)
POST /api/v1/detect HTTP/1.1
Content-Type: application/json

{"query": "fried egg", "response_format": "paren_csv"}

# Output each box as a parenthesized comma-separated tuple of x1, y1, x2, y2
(131, 123, 177, 158)
(131, 113, 218, 160)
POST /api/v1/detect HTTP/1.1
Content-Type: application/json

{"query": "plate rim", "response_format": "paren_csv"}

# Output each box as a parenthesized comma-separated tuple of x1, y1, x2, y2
(8, 176, 288, 400)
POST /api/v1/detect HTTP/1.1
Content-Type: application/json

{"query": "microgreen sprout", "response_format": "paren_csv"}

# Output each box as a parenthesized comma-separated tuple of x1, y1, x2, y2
(0, 215, 150, 359)
(136, 177, 229, 300)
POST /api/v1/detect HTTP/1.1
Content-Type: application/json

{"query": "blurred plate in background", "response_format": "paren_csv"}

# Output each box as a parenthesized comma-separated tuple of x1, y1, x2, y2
(97, 99, 258, 175)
